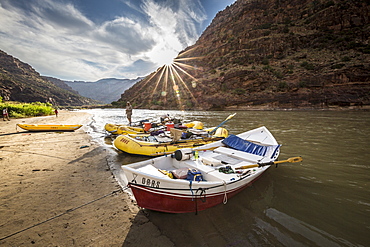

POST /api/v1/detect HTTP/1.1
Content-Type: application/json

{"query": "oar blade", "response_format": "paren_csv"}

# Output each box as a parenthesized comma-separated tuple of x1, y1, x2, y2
(225, 113, 236, 120)
(209, 113, 236, 135)
(287, 156, 303, 163)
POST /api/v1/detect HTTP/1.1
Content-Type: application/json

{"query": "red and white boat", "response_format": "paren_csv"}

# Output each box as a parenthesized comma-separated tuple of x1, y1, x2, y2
(121, 126, 281, 213)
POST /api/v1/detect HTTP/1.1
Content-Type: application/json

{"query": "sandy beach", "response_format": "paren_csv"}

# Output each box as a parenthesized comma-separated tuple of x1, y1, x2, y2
(0, 110, 173, 246)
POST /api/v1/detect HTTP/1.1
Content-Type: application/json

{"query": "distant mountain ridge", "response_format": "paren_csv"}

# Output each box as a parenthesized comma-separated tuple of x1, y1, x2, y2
(0, 49, 144, 106)
(0, 50, 98, 106)
(64, 78, 142, 104)
(119, 0, 370, 110)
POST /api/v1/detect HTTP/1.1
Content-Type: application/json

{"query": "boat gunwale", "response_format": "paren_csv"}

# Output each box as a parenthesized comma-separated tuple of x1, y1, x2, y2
(122, 163, 269, 191)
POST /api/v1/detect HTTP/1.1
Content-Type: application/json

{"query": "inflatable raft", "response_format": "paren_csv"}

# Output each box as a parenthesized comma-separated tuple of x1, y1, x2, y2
(104, 123, 146, 135)
(17, 124, 83, 131)
(113, 127, 228, 156)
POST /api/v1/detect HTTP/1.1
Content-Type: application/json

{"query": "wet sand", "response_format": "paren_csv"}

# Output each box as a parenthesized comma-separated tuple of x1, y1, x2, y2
(0, 110, 173, 246)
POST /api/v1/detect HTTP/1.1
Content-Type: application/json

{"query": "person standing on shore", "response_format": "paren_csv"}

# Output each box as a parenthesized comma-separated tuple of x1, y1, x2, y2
(54, 109, 58, 117)
(2, 108, 10, 121)
(126, 102, 132, 126)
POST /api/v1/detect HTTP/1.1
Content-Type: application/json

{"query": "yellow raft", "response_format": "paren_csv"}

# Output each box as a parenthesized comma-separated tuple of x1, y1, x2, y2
(105, 121, 204, 135)
(104, 123, 145, 135)
(17, 124, 83, 131)
(113, 127, 228, 156)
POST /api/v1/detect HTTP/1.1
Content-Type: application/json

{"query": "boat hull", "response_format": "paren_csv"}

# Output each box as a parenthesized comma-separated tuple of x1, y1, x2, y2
(17, 124, 82, 131)
(121, 126, 280, 213)
(128, 171, 265, 213)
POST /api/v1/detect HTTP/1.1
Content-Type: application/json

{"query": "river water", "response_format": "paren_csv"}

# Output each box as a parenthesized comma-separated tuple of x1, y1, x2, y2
(83, 108, 370, 246)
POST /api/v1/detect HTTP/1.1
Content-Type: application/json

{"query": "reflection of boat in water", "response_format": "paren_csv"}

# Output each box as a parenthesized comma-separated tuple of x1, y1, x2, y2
(17, 124, 83, 131)
(113, 127, 228, 156)
(121, 126, 281, 213)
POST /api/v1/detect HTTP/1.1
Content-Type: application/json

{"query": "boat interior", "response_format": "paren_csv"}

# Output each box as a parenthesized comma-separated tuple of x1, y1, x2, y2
(130, 139, 280, 183)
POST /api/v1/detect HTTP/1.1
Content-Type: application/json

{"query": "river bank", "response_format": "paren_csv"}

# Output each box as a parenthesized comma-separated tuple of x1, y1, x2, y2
(0, 110, 173, 246)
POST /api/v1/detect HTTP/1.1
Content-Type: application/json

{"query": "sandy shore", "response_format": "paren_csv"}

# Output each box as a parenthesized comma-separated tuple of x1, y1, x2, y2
(0, 110, 174, 246)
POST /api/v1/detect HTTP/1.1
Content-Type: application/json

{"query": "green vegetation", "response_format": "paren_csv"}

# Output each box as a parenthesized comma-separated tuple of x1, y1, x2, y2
(278, 81, 288, 91)
(341, 56, 351, 62)
(0, 101, 54, 118)
(331, 63, 345, 69)
(300, 61, 315, 70)
(233, 88, 246, 95)
(261, 58, 269, 65)
(253, 23, 272, 30)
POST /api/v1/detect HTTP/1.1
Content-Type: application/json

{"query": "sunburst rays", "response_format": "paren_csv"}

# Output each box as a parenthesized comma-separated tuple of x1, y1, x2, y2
(132, 47, 203, 110)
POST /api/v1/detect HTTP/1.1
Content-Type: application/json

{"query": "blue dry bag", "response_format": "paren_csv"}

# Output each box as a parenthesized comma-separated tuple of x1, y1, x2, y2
(186, 168, 204, 181)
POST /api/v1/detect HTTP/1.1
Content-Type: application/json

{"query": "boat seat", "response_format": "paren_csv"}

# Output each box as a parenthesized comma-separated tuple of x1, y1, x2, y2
(182, 160, 220, 175)
(211, 154, 243, 165)
(137, 165, 169, 178)
(214, 146, 265, 163)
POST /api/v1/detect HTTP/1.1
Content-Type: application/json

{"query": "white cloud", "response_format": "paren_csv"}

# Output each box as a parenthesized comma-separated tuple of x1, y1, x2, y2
(141, 0, 206, 65)
(0, 0, 206, 81)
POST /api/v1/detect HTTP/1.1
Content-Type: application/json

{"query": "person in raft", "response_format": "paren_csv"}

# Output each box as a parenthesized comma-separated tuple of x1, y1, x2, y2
(126, 102, 133, 126)
(54, 109, 58, 117)
(3, 108, 10, 121)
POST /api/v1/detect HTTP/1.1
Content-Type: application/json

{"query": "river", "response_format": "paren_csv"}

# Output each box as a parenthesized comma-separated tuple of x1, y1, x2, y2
(83, 108, 370, 246)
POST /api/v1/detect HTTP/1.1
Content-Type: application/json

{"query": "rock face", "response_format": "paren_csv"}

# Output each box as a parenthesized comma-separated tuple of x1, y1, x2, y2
(0, 50, 98, 106)
(119, 0, 370, 110)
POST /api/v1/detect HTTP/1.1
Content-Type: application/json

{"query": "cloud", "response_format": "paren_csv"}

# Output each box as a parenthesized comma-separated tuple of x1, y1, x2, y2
(141, 0, 206, 65)
(0, 0, 207, 81)
(94, 17, 155, 55)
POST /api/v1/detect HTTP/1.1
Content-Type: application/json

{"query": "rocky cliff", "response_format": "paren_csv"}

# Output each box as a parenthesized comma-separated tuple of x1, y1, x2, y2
(0, 50, 98, 106)
(119, 0, 370, 110)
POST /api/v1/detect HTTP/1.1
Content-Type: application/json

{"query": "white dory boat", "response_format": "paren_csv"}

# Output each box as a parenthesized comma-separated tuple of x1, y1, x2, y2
(121, 126, 283, 213)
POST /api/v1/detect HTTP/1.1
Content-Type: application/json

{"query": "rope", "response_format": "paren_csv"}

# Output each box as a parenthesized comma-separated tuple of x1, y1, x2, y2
(0, 188, 125, 241)
(222, 180, 228, 204)
(189, 181, 194, 200)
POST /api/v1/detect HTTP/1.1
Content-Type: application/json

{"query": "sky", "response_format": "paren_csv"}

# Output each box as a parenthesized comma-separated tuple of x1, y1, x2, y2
(0, 0, 236, 81)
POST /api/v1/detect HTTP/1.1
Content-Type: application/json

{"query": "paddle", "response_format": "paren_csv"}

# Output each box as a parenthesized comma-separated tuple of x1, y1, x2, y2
(208, 113, 236, 135)
(235, 156, 303, 169)
(149, 146, 220, 156)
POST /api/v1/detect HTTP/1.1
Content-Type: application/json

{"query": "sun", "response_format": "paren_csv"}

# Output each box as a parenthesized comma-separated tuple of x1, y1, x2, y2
(148, 45, 178, 66)
(159, 50, 177, 66)
(131, 46, 202, 110)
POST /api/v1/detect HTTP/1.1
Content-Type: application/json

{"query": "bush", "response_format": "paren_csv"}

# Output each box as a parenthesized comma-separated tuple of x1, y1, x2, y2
(0, 102, 54, 118)
(298, 80, 307, 88)
(300, 61, 315, 70)
(234, 88, 246, 95)
(278, 81, 288, 91)
(331, 63, 345, 69)
(262, 58, 269, 65)
(362, 45, 370, 54)
(273, 70, 284, 79)
(341, 56, 351, 62)
(254, 23, 272, 30)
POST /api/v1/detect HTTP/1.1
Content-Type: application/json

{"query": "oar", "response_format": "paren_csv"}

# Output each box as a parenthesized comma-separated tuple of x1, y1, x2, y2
(235, 156, 303, 169)
(149, 146, 219, 156)
(208, 113, 236, 135)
